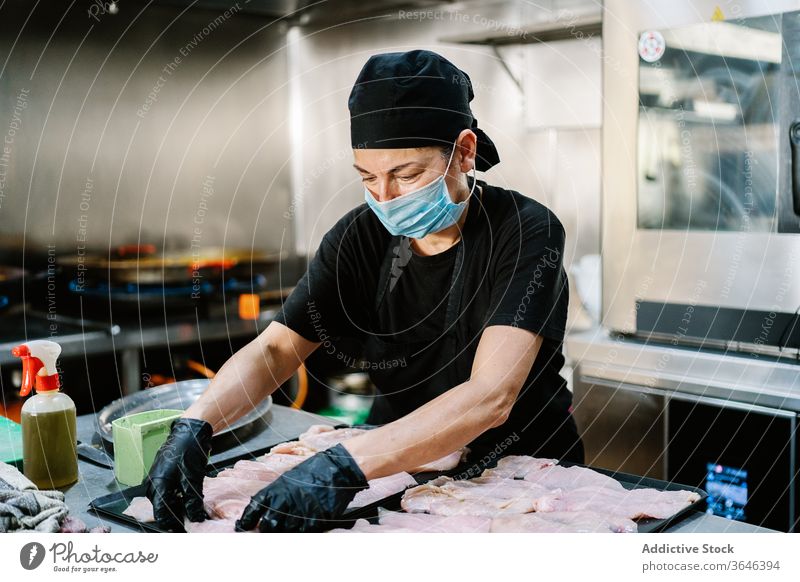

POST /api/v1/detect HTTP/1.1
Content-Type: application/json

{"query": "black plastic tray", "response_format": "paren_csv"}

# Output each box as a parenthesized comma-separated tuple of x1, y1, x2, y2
(90, 441, 705, 534)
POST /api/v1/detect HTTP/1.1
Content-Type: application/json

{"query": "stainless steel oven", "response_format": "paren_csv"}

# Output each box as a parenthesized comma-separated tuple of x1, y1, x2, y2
(603, 0, 800, 356)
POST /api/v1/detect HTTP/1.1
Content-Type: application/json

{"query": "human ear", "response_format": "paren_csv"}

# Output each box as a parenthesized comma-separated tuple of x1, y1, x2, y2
(455, 129, 478, 172)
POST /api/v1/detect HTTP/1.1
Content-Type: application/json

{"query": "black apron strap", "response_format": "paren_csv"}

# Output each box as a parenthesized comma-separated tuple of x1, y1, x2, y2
(373, 235, 403, 311)
(373, 206, 475, 332)
(442, 239, 466, 331)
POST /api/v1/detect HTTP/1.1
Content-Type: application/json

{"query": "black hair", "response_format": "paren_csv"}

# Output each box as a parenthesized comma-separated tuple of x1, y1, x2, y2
(414, 145, 453, 160)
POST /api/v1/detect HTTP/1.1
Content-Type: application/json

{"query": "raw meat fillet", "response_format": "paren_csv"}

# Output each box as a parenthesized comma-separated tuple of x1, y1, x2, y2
(411, 449, 467, 472)
(347, 472, 418, 509)
(401, 476, 560, 516)
(625, 488, 702, 519)
(328, 511, 491, 533)
(122, 496, 155, 523)
(202, 476, 267, 519)
(482, 456, 557, 479)
(255, 452, 313, 472)
(215, 460, 284, 483)
(490, 511, 637, 533)
(59, 516, 113, 533)
(296, 425, 367, 452)
(522, 465, 626, 491)
(183, 516, 254, 533)
(267, 441, 317, 456)
(535, 485, 700, 520)
(207, 497, 250, 520)
(270, 425, 468, 474)
(183, 518, 235, 533)
(380, 510, 491, 533)
(328, 519, 376, 533)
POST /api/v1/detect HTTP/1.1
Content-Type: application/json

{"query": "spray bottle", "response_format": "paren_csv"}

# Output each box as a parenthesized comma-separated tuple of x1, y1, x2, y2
(11, 340, 78, 489)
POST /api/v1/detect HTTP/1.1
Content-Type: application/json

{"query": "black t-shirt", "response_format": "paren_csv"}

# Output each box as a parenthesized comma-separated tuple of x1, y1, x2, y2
(381, 235, 460, 343)
(275, 179, 576, 459)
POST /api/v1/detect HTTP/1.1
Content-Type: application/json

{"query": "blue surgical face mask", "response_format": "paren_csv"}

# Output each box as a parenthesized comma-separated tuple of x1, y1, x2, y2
(364, 141, 476, 239)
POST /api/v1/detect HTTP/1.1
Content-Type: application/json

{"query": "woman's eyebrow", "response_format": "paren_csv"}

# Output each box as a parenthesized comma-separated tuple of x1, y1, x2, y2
(352, 161, 426, 174)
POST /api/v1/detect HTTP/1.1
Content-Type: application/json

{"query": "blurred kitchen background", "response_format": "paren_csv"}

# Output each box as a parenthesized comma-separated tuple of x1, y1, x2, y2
(0, 0, 798, 530)
(0, 0, 602, 415)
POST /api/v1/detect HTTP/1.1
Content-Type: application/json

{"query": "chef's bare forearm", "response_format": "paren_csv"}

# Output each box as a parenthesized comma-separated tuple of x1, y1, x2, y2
(182, 321, 319, 434)
(342, 326, 542, 480)
(342, 377, 509, 479)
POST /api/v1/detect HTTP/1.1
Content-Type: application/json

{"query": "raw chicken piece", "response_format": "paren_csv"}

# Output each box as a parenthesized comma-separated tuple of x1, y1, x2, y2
(401, 476, 560, 516)
(481, 456, 557, 479)
(271, 425, 467, 473)
(255, 452, 313, 472)
(122, 496, 155, 523)
(328, 511, 491, 533)
(183, 516, 252, 533)
(268, 441, 317, 456)
(296, 425, 367, 452)
(625, 488, 702, 519)
(411, 449, 468, 473)
(523, 465, 626, 491)
(490, 511, 637, 533)
(59, 516, 89, 533)
(202, 476, 268, 519)
(328, 519, 377, 533)
(299, 425, 336, 437)
(215, 460, 283, 483)
(380, 510, 491, 532)
(347, 472, 418, 509)
(535, 485, 700, 520)
(208, 498, 250, 520)
(59, 516, 114, 533)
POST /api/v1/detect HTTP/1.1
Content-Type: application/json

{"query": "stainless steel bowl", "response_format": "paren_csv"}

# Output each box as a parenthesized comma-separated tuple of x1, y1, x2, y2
(95, 379, 272, 448)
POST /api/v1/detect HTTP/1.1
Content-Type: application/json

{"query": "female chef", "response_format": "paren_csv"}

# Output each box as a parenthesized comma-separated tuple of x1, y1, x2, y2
(145, 49, 584, 533)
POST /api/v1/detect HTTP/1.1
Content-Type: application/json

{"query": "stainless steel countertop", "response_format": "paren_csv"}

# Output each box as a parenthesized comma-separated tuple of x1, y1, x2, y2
(565, 327, 800, 413)
(57, 403, 775, 533)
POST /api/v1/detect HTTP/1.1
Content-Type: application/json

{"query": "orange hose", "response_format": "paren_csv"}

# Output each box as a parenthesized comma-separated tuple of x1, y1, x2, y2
(187, 360, 216, 379)
(291, 364, 308, 410)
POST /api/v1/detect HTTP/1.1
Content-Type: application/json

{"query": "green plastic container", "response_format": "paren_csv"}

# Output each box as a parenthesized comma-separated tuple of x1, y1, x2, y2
(0, 415, 23, 470)
(112, 409, 184, 486)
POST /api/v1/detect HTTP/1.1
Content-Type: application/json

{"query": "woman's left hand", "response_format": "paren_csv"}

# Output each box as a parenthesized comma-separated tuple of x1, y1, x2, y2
(235, 443, 369, 533)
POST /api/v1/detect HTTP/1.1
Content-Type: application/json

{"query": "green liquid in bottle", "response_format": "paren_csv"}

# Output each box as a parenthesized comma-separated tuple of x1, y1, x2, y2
(22, 408, 78, 489)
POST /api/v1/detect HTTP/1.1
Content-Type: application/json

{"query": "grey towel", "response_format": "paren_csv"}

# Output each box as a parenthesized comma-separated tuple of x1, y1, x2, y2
(0, 462, 69, 533)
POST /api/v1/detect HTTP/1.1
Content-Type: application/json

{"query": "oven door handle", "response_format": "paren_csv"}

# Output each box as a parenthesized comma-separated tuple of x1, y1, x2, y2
(791, 120, 800, 216)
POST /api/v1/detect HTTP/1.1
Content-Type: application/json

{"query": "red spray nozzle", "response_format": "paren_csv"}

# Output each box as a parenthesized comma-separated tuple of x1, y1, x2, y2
(12, 341, 60, 396)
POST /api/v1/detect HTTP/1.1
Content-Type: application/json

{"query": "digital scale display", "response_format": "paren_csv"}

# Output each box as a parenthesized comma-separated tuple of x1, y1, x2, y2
(704, 463, 748, 521)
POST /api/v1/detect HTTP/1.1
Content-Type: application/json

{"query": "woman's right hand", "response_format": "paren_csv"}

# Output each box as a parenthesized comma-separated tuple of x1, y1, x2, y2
(144, 417, 213, 531)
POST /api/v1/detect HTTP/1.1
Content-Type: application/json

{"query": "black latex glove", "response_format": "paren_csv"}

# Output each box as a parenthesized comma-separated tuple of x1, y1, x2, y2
(144, 417, 213, 532)
(235, 443, 368, 533)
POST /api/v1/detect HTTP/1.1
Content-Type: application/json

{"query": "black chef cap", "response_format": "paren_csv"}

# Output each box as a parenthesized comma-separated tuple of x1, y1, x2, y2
(348, 50, 501, 172)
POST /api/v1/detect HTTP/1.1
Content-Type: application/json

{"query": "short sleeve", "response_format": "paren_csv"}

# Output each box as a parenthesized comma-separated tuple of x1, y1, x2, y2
(274, 220, 365, 343)
(484, 217, 569, 341)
